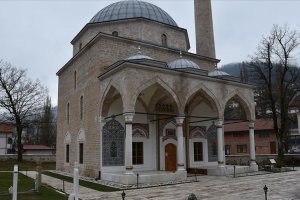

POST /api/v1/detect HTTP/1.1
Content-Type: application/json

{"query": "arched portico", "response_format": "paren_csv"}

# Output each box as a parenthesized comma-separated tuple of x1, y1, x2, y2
(128, 77, 182, 114)
(223, 92, 258, 171)
(223, 90, 255, 121)
(184, 87, 220, 169)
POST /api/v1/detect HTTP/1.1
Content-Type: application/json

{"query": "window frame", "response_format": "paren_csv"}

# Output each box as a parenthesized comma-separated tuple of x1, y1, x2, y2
(165, 129, 176, 137)
(79, 143, 84, 164)
(80, 96, 83, 120)
(194, 142, 203, 162)
(132, 142, 143, 165)
(259, 132, 270, 138)
(225, 145, 231, 155)
(237, 144, 247, 153)
(112, 31, 118, 36)
(161, 34, 167, 47)
(74, 71, 77, 90)
(66, 144, 70, 163)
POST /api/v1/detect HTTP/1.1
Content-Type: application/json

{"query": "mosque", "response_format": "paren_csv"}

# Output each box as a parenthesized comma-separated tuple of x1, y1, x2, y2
(56, 0, 258, 184)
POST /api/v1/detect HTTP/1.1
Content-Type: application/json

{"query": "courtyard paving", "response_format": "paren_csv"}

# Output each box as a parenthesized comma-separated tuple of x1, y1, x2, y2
(23, 169, 300, 200)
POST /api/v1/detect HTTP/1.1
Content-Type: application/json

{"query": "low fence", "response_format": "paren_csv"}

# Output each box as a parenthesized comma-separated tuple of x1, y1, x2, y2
(226, 154, 300, 165)
(0, 154, 55, 162)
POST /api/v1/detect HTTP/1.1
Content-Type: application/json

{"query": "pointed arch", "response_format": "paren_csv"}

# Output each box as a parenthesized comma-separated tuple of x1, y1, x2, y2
(129, 77, 181, 114)
(64, 131, 71, 144)
(185, 83, 221, 117)
(99, 80, 124, 117)
(77, 128, 85, 142)
(189, 126, 207, 138)
(223, 89, 254, 120)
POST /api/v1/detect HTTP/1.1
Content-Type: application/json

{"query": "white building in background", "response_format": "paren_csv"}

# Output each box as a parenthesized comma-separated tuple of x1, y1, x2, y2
(0, 122, 14, 155)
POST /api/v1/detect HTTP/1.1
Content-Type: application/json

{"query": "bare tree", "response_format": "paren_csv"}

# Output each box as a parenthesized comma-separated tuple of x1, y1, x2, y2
(39, 96, 56, 147)
(0, 60, 47, 162)
(249, 24, 300, 157)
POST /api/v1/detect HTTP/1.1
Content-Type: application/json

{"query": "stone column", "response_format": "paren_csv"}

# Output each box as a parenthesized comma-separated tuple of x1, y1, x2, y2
(124, 113, 134, 174)
(216, 119, 224, 166)
(100, 117, 106, 172)
(297, 112, 300, 134)
(175, 117, 185, 171)
(249, 121, 258, 171)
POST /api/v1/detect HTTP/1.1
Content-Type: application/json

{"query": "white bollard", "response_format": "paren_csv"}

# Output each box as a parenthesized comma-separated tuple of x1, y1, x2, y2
(12, 164, 18, 200)
(73, 162, 79, 200)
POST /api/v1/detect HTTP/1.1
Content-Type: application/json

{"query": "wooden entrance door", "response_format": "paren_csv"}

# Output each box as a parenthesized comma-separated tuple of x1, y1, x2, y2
(270, 142, 276, 154)
(165, 143, 176, 171)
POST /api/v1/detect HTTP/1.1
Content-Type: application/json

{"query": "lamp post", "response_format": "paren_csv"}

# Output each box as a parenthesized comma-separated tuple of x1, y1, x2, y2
(293, 161, 295, 171)
(136, 173, 139, 189)
(122, 190, 126, 200)
(263, 185, 268, 200)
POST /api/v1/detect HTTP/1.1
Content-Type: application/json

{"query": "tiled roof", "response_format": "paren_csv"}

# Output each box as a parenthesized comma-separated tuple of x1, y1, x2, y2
(23, 145, 52, 150)
(224, 118, 274, 132)
(0, 122, 15, 133)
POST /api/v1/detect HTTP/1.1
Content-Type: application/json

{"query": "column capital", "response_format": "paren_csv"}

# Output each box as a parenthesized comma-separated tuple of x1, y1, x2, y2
(123, 113, 134, 124)
(215, 119, 223, 128)
(175, 116, 185, 126)
(249, 120, 255, 129)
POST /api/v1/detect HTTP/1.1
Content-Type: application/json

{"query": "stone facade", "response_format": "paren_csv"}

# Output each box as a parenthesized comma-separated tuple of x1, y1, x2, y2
(72, 19, 190, 55)
(56, 0, 257, 181)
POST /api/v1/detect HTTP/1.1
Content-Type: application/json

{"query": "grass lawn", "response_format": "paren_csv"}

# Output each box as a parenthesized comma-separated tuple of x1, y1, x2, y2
(0, 172, 67, 200)
(43, 171, 120, 192)
(0, 159, 56, 171)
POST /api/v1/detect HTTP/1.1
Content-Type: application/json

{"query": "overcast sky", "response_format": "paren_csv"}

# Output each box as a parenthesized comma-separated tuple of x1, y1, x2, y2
(0, 0, 300, 106)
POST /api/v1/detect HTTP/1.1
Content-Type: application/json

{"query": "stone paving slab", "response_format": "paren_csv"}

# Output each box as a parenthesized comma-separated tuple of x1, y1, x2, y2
(21, 169, 300, 200)
(88, 170, 300, 200)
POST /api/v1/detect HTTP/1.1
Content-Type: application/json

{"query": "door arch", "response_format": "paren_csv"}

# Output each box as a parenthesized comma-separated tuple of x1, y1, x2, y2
(165, 143, 177, 171)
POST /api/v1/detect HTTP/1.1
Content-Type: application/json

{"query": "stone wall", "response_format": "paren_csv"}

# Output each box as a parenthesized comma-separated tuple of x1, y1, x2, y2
(72, 19, 189, 55)
(0, 154, 55, 162)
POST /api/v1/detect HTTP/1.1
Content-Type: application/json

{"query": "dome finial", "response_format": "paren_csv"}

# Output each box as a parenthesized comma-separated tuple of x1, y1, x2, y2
(138, 46, 142, 54)
(179, 51, 183, 58)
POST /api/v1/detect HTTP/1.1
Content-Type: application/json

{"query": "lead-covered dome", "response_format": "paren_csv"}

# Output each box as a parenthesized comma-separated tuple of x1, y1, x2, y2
(168, 59, 200, 69)
(208, 69, 230, 77)
(90, 0, 178, 27)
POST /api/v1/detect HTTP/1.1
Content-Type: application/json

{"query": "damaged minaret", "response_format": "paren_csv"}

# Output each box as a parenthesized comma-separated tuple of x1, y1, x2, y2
(194, 0, 216, 58)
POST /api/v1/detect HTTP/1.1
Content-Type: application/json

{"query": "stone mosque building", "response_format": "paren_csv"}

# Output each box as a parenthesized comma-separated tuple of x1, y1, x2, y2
(56, 0, 258, 184)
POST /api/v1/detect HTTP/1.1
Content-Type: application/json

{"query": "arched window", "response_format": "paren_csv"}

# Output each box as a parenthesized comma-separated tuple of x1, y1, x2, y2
(65, 132, 71, 163)
(112, 31, 118, 36)
(67, 103, 70, 124)
(66, 144, 70, 163)
(79, 143, 84, 164)
(77, 129, 85, 164)
(80, 96, 83, 120)
(74, 71, 77, 90)
(161, 34, 167, 47)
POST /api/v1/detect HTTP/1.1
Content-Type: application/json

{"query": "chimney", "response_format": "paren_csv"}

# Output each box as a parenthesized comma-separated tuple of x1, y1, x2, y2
(194, 0, 216, 58)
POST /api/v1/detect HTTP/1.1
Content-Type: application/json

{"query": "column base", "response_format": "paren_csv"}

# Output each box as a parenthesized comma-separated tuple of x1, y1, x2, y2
(177, 164, 186, 172)
(218, 161, 225, 165)
(125, 166, 134, 175)
(249, 161, 258, 172)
